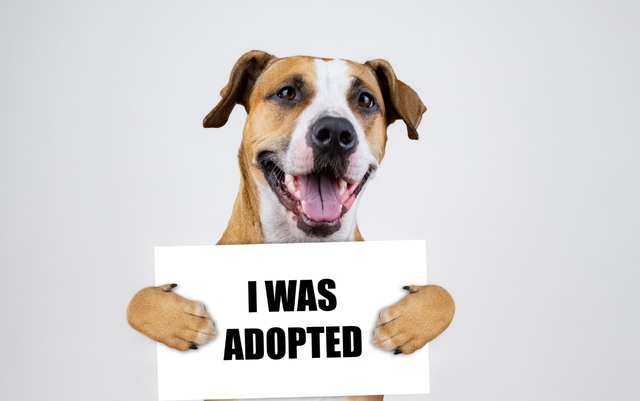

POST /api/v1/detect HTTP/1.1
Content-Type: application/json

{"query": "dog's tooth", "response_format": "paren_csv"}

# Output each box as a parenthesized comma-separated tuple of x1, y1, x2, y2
(285, 174, 294, 184)
(339, 179, 348, 195)
(301, 200, 307, 215)
(294, 189, 301, 199)
(285, 174, 297, 193)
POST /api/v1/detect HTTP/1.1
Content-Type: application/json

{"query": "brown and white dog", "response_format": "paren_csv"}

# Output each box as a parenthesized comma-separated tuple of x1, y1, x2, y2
(127, 51, 455, 401)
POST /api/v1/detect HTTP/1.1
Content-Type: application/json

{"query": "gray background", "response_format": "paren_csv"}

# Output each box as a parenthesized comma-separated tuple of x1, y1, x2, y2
(1, 0, 639, 400)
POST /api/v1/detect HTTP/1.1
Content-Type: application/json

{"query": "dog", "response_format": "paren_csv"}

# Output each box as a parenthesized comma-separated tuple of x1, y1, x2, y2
(127, 51, 455, 401)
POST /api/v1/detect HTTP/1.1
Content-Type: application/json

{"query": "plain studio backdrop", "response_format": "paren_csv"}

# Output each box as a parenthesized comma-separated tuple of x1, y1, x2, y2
(1, 1, 638, 400)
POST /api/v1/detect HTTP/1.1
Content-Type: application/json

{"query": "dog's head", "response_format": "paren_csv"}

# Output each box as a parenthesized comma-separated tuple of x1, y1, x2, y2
(204, 50, 426, 241)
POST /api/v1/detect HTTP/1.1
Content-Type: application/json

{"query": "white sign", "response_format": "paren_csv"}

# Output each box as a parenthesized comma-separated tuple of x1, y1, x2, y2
(155, 240, 430, 400)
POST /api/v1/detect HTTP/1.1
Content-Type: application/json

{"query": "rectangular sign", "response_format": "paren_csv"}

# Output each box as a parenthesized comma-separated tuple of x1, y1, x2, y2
(155, 240, 429, 400)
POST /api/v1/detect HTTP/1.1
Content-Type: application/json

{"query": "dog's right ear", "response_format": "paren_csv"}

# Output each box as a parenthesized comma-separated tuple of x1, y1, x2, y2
(203, 50, 277, 128)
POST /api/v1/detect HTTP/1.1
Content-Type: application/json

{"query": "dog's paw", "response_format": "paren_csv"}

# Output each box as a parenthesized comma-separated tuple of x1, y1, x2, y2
(373, 285, 454, 354)
(126, 284, 216, 351)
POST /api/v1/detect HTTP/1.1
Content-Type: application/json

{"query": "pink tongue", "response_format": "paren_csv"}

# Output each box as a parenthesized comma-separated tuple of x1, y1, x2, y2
(297, 172, 342, 222)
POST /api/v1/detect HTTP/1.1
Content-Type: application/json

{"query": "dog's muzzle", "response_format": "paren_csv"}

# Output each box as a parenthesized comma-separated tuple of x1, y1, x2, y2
(258, 130, 372, 238)
(307, 116, 358, 179)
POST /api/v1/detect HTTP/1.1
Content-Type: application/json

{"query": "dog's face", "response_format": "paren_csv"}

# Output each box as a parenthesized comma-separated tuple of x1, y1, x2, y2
(204, 51, 426, 241)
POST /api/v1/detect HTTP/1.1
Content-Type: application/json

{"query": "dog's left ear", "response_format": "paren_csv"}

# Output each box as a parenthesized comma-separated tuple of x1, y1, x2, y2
(364, 59, 426, 140)
(203, 50, 277, 128)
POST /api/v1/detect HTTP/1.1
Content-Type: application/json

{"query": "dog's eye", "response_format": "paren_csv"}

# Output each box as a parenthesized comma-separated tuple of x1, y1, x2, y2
(358, 92, 375, 108)
(277, 86, 296, 101)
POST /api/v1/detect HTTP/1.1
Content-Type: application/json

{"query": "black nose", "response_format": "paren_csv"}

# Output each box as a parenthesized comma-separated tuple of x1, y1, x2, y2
(308, 116, 358, 155)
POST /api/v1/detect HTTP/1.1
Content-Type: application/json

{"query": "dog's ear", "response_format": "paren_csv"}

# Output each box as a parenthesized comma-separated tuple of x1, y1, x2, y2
(203, 50, 277, 128)
(364, 59, 426, 140)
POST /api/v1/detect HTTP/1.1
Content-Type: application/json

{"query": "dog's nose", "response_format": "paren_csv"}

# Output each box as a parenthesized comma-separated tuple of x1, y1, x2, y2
(308, 116, 357, 155)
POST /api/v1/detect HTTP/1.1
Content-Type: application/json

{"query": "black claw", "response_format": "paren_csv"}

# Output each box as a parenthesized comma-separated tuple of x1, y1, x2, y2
(170, 283, 178, 288)
(394, 349, 402, 355)
(403, 285, 419, 294)
(189, 344, 198, 350)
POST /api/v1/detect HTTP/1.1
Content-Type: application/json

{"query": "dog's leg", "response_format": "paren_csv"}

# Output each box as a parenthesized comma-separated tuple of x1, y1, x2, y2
(373, 285, 454, 354)
(127, 284, 216, 350)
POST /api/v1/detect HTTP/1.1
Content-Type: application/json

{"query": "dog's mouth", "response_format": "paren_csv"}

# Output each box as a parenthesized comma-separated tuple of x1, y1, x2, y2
(258, 152, 373, 238)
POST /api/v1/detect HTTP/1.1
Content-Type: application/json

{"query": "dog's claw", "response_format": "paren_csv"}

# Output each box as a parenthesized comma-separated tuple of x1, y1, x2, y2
(403, 285, 418, 294)
(394, 349, 402, 355)
(190, 344, 198, 350)
(161, 283, 178, 292)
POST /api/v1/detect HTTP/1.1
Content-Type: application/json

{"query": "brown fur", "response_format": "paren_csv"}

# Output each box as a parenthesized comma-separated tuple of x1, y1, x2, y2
(345, 61, 390, 162)
(217, 143, 264, 245)
(128, 51, 454, 401)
